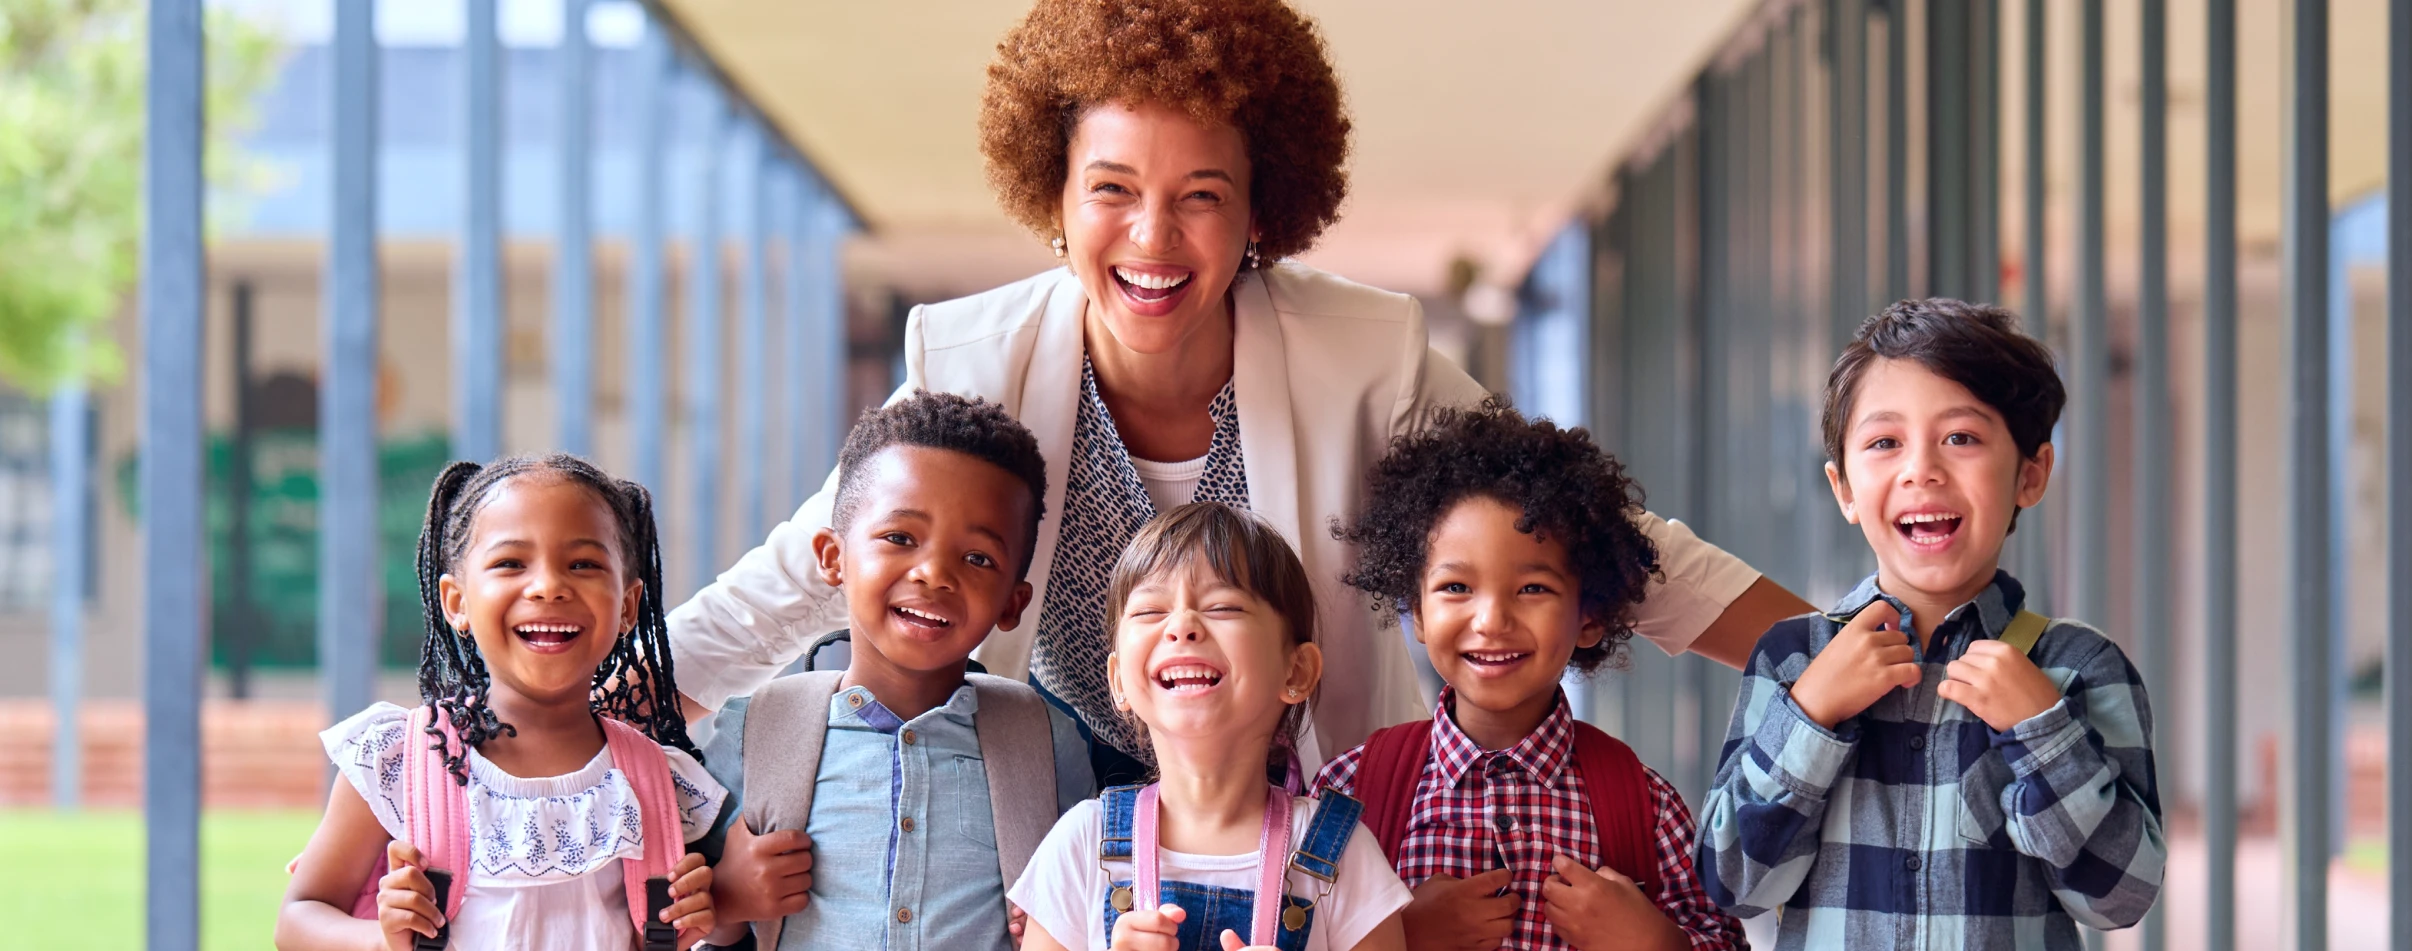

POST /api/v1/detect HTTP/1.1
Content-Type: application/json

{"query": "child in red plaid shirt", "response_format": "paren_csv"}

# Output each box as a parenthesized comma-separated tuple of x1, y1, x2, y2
(1314, 402, 1746, 951)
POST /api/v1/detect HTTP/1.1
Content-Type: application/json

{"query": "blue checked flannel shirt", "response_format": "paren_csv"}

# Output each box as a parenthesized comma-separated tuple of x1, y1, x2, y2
(1696, 571, 2164, 950)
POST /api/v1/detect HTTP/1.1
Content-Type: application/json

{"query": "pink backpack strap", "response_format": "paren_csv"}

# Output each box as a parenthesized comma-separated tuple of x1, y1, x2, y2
(600, 716, 683, 948)
(352, 706, 473, 924)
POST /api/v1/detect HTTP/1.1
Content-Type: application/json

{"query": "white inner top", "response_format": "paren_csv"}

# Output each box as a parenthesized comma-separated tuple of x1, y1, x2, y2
(1129, 453, 1209, 515)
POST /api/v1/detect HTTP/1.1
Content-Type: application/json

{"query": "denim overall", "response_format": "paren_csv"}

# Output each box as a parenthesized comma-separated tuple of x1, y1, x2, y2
(1097, 784, 1364, 951)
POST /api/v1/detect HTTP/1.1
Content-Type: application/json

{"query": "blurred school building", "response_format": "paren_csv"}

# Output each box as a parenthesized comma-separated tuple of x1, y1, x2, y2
(5, 1, 2410, 949)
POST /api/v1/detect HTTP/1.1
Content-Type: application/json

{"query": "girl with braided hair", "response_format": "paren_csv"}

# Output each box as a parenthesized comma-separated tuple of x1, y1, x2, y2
(278, 454, 724, 951)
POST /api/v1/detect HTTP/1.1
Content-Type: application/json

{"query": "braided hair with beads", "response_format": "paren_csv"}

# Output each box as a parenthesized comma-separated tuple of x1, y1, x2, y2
(413, 453, 699, 784)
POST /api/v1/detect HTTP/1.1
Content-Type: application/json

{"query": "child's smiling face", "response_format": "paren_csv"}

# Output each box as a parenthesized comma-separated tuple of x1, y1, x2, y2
(439, 475, 642, 706)
(814, 445, 1036, 679)
(1413, 495, 1605, 730)
(1828, 357, 2052, 610)
(1108, 556, 1319, 747)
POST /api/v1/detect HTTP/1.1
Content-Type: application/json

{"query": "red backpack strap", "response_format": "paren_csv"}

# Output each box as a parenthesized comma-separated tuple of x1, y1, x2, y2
(1350, 720, 1435, 866)
(600, 716, 684, 948)
(1568, 721, 1660, 898)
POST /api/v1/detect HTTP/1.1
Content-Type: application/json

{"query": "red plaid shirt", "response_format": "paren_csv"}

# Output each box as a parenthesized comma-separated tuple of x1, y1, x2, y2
(1315, 687, 1745, 950)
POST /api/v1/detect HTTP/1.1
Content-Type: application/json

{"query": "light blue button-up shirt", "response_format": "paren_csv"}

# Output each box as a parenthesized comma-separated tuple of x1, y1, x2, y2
(708, 682, 1095, 951)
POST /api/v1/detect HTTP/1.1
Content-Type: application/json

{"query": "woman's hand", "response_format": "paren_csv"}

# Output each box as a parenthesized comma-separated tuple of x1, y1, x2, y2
(1538, 855, 1683, 951)
(374, 841, 444, 951)
(1110, 903, 1187, 951)
(663, 852, 717, 950)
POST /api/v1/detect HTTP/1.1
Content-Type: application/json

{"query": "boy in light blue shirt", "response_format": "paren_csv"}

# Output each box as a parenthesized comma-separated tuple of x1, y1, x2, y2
(700, 392, 1094, 951)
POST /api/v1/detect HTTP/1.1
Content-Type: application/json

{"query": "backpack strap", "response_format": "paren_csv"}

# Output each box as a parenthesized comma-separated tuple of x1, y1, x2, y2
(1289, 790, 1362, 882)
(351, 707, 473, 937)
(599, 716, 683, 949)
(1998, 610, 2051, 655)
(1568, 721, 1661, 899)
(967, 673, 1059, 894)
(1351, 720, 1435, 866)
(738, 669, 845, 950)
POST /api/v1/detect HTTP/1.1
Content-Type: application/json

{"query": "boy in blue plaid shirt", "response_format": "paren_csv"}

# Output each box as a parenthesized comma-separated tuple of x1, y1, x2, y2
(1697, 299, 2163, 949)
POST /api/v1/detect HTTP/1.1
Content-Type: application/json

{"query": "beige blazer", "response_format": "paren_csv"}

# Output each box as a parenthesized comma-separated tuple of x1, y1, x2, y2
(666, 262, 1760, 756)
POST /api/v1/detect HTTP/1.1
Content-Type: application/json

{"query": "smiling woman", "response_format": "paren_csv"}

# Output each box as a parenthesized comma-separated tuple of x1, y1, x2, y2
(666, 0, 1807, 789)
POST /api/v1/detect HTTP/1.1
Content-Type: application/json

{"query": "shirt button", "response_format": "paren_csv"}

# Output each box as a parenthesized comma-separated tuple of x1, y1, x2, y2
(895, 907, 913, 924)
(1905, 856, 1922, 871)
(902, 729, 918, 746)
(846, 694, 864, 708)
(900, 816, 915, 833)
(1909, 736, 1926, 751)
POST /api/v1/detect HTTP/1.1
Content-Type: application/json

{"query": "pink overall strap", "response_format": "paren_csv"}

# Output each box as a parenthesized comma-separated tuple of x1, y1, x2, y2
(405, 705, 473, 916)
(1130, 783, 1294, 946)
(600, 716, 681, 933)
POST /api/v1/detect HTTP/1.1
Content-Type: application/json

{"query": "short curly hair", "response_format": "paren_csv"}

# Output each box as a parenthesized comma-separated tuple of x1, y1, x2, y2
(978, 0, 1350, 263)
(832, 391, 1050, 580)
(1336, 401, 1662, 675)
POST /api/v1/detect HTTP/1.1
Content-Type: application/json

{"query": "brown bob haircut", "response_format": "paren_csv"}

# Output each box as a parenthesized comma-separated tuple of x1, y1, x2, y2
(977, 0, 1351, 263)
(1822, 298, 2068, 531)
(1105, 502, 1320, 759)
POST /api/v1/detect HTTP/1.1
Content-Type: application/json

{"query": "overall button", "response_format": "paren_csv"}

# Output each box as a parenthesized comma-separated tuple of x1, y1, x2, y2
(895, 907, 913, 924)
(902, 729, 918, 746)
(900, 816, 916, 833)
(1909, 736, 1926, 751)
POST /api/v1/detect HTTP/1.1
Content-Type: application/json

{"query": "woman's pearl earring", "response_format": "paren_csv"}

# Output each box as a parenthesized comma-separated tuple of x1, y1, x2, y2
(1051, 235, 1067, 258)
(1245, 239, 1261, 269)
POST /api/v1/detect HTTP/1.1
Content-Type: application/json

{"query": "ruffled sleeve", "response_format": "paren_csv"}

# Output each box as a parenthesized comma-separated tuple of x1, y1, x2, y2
(663, 747, 727, 844)
(318, 701, 414, 842)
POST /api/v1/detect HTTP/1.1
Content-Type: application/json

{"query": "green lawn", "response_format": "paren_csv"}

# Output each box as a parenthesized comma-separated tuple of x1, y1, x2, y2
(0, 808, 320, 950)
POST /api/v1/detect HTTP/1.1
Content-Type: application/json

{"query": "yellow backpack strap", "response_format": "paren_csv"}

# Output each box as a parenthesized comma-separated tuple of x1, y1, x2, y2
(1997, 610, 2051, 655)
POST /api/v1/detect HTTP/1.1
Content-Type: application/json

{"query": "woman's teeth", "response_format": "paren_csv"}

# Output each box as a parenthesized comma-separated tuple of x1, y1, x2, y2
(1113, 266, 1191, 290)
(1155, 664, 1222, 693)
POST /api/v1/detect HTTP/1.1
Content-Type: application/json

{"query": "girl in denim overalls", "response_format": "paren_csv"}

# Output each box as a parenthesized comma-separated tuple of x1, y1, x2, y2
(1009, 504, 1410, 951)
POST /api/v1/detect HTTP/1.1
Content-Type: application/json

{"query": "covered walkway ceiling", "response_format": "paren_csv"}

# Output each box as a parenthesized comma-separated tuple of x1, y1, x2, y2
(657, 0, 1757, 300)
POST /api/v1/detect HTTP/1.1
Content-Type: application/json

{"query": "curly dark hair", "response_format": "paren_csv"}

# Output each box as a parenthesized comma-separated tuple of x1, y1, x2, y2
(978, 0, 1350, 263)
(1335, 401, 1661, 675)
(415, 454, 697, 785)
(1822, 298, 2066, 532)
(832, 391, 1049, 580)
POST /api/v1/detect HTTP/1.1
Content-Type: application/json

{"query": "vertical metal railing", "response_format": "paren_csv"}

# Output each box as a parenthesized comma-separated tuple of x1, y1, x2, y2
(737, 121, 769, 542)
(2134, 3, 2169, 950)
(1929, 0, 1969, 299)
(2284, 2, 2332, 948)
(321, 0, 380, 724)
(1885, 0, 1909, 305)
(456, 0, 503, 464)
(2202, 1, 2240, 946)
(2070, 0, 2106, 636)
(556, 0, 594, 455)
(628, 28, 670, 497)
(782, 164, 814, 512)
(142, 1, 204, 945)
(2389, 1, 2412, 947)
(49, 378, 85, 810)
(1830, 0, 1868, 602)
(1969, 0, 1999, 307)
(687, 81, 728, 594)
(2020, 0, 2054, 611)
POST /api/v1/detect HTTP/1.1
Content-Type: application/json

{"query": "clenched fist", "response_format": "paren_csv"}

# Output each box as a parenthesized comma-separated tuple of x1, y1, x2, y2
(1790, 601, 1921, 730)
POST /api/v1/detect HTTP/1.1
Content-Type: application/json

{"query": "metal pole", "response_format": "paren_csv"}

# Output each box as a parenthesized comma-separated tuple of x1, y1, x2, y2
(737, 121, 767, 541)
(2071, 0, 2106, 628)
(555, 0, 593, 454)
(2388, 0, 2412, 943)
(227, 284, 255, 700)
(456, 0, 502, 463)
(1970, 0, 1999, 306)
(688, 83, 727, 593)
(2019, 0, 2054, 614)
(808, 184, 848, 480)
(49, 377, 87, 808)
(322, 0, 381, 724)
(2202, 4, 2239, 945)
(1886, 0, 1909, 303)
(782, 163, 811, 510)
(1929, 0, 1969, 299)
(2283, 2, 2331, 947)
(2135, 4, 2169, 950)
(628, 25, 668, 498)
(142, 1, 204, 945)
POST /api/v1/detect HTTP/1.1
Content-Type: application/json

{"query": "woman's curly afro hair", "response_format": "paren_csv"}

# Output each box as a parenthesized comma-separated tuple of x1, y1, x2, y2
(1336, 400, 1662, 675)
(978, 0, 1350, 263)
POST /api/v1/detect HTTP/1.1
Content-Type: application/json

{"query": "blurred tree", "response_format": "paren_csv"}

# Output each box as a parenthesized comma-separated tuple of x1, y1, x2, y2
(0, 0, 279, 392)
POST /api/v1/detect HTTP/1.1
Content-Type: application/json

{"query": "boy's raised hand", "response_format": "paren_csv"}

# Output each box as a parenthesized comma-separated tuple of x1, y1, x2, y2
(663, 851, 717, 950)
(1938, 639, 2062, 732)
(1401, 868, 1516, 951)
(1789, 601, 1920, 729)
(376, 840, 443, 951)
(710, 820, 815, 924)
(1110, 903, 1186, 951)
(1538, 855, 1683, 951)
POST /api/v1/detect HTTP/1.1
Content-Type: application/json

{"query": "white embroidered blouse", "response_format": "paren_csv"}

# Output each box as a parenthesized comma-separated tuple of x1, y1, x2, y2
(322, 702, 727, 951)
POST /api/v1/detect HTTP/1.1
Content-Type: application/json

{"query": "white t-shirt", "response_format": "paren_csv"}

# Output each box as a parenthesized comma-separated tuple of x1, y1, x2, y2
(1008, 796, 1411, 951)
(1129, 453, 1209, 515)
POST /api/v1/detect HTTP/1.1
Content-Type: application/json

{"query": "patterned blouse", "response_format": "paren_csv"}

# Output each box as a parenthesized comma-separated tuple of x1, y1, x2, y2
(1028, 359, 1248, 759)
